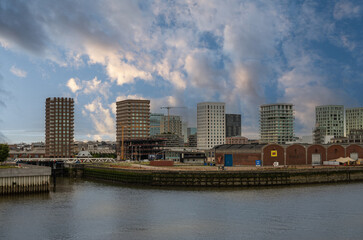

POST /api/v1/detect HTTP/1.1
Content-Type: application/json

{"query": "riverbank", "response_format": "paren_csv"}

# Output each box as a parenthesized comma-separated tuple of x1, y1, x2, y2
(0, 164, 51, 194)
(80, 164, 363, 187)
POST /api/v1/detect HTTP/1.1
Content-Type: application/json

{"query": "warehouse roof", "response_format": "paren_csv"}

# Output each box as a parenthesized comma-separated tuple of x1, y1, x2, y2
(214, 144, 266, 151)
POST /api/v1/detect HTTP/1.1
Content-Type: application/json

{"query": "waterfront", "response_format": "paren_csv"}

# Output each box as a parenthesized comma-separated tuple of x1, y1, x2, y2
(1, 179, 363, 240)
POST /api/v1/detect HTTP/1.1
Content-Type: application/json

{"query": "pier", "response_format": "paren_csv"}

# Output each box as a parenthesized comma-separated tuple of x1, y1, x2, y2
(81, 165, 363, 187)
(0, 164, 51, 194)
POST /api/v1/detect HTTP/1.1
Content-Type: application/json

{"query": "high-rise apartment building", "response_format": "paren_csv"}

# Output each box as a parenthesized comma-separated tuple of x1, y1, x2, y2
(346, 107, 363, 134)
(197, 102, 225, 149)
(315, 105, 344, 138)
(45, 97, 74, 157)
(160, 115, 182, 136)
(226, 114, 241, 137)
(116, 99, 150, 143)
(150, 113, 164, 136)
(260, 103, 294, 144)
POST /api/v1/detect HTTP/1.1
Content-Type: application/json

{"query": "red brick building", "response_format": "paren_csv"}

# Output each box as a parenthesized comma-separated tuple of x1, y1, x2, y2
(214, 143, 363, 167)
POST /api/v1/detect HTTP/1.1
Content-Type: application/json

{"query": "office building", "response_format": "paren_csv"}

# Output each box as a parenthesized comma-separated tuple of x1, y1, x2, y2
(150, 113, 164, 136)
(197, 102, 225, 149)
(45, 97, 74, 157)
(116, 99, 150, 142)
(315, 105, 344, 138)
(226, 114, 241, 137)
(260, 103, 294, 144)
(346, 107, 363, 134)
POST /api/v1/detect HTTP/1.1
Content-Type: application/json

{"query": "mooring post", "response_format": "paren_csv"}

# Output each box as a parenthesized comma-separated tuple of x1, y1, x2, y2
(52, 162, 57, 191)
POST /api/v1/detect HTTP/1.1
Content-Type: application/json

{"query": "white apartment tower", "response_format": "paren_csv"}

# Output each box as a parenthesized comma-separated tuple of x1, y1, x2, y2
(260, 103, 294, 144)
(315, 105, 344, 138)
(346, 107, 363, 135)
(197, 102, 225, 149)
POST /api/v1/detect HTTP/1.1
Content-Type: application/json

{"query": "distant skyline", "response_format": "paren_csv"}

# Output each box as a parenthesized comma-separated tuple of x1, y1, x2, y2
(1, 0, 363, 143)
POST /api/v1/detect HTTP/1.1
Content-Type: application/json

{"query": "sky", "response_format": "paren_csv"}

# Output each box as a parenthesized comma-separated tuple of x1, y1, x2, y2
(0, 0, 363, 143)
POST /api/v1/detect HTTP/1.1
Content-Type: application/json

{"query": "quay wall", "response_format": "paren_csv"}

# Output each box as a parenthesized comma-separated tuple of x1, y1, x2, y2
(0, 165, 51, 194)
(82, 166, 363, 187)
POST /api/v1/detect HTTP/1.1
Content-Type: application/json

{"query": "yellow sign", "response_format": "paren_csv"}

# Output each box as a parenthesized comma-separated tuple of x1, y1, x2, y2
(271, 150, 277, 157)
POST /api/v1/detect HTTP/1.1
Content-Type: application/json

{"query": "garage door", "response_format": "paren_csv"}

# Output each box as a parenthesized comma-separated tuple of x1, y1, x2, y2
(350, 153, 358, 161)
(312, 154, 321, 165)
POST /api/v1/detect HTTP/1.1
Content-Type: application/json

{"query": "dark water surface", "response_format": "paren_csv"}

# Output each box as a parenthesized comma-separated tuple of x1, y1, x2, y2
(1, 178, 363, 240)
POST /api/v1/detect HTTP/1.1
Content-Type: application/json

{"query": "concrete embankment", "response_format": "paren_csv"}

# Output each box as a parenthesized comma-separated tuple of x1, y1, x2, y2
(81, 166, 363, 187)
(0, 164, 51, 194)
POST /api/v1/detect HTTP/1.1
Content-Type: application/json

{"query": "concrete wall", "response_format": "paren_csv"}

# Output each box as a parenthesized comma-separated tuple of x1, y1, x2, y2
(83, 166, 363, 187)
(0, 165, 51, 194)
(0, 165, 51, 178)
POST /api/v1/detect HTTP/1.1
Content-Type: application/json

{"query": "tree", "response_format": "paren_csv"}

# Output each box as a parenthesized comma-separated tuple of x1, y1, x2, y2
(0, 144, 9, 162)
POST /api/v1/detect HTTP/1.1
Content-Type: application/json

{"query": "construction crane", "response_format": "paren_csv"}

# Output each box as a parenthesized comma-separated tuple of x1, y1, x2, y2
(119, 125, 127, 161)
(160, 106, 186, 133)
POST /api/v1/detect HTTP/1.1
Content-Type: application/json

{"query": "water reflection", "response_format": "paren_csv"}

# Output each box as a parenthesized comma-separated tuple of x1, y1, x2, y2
(1, 178, 363, 240)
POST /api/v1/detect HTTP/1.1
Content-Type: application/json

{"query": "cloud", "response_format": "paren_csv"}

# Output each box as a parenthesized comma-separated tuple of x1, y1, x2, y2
(10, 66, 27, 78)
(334, 0, 361, 20)
(340, 35, 356, 51)
(0, 71, 8, 142)
(278, 67, 337, 132)
(0, 1, 49, 54)
(66, 77, 81, 93)
(67, 76, 110, 98)
(2, 0, 363, 141)
(83, 98, 115, 139)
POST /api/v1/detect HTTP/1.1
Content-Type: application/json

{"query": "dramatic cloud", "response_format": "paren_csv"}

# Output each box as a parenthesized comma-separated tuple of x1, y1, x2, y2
(10, 66, 27, 78)
(0, 0, 49, 54)
(1, 0, 363, 141)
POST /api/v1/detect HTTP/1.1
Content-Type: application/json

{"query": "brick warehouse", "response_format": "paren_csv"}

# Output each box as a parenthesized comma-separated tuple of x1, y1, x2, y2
(214, 144, 363, 166)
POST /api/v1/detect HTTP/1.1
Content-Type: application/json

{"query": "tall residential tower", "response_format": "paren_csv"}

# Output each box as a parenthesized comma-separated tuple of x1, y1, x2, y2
(197, 102, 225, 149)
(45, 97, 74, 158)
(346, 107, 363, 135)
(116, 99, 150, 142)
(315, 105, 344, 138)
(260, 103, 294, 144)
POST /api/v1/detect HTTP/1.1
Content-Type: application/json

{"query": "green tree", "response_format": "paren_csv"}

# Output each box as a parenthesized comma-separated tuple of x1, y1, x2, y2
(0, 144, 9, 162)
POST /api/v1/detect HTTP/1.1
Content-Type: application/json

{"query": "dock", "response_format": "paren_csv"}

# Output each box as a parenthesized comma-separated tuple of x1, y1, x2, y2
(0, 164, 51, 194)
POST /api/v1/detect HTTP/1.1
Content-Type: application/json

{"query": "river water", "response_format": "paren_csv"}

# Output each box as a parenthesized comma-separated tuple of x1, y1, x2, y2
(1, 179, 363, 240)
